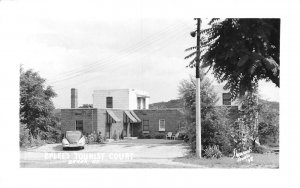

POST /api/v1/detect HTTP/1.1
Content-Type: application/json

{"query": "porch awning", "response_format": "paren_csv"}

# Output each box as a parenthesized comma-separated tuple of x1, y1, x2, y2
(124, 110, 137, 123)
(107, 110, 121, 123)
(130, 110, 141, 122)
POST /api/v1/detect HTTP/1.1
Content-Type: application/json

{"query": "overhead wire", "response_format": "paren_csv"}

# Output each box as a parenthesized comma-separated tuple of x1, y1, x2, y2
(49, 22, 187, 84)
(53, 24, 189, 91)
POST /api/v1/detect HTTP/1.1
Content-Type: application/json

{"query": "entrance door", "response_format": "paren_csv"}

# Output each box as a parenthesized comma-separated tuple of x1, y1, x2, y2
(132, 123, 141, 137)
(123, 123, 128, 137)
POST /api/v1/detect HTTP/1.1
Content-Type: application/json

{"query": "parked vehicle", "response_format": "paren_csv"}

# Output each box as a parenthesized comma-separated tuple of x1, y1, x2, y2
(62, 131, 86, 150)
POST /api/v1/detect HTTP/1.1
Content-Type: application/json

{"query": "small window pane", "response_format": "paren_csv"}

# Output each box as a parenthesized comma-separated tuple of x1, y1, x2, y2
(143, 120, 149, 131)
(75, 120, 83, 132)
(159, 119, 165, 131)
(222, 93, 231, 105)
(106, 97, 113, 108)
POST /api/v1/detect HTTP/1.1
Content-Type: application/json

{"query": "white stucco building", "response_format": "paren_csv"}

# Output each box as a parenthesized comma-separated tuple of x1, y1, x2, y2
(93, 89, 150, 110)
(214, 85, 239, 107)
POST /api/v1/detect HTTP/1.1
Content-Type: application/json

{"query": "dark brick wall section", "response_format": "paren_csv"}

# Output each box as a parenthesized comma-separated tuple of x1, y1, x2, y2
(133, 109, 185, 136)
(61, 108, 186, 139)
(61, 108, 98, 135)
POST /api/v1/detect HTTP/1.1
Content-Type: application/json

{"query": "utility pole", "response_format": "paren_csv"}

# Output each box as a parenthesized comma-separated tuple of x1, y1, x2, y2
(195, 18, 202, 158)
(188, 18, 202, 158)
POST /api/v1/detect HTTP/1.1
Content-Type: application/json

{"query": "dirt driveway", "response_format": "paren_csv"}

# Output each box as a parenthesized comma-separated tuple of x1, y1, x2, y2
(20, 139, 199, 168)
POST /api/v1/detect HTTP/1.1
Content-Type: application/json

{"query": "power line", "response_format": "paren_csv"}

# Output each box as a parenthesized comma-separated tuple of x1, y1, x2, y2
(49, 22, 187, 84)
(53, 26, 188, 91)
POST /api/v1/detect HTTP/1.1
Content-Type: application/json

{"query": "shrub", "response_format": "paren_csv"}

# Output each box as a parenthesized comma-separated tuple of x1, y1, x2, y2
(138, 133, 145, 139)
(20, 124, 30, 147)
(251, 145, 270, 154)
(154, 133, 165, 139)
(120, 132, 124, 140)
(112, 131, 118, 141)
(30, 135, 46, 147)
(144, 134, 151, 139)
(204, 145, 223, 159)
(138, 133, 151, 139)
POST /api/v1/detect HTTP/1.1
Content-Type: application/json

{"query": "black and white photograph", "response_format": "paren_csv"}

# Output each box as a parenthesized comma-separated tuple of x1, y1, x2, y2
(1, 0, 300, 187)
(18, 18, 280, 168)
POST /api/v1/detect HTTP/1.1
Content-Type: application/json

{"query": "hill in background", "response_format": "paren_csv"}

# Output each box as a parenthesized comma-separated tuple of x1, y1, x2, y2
(149, 98, 279, 113)
(149, 99, 184, 109)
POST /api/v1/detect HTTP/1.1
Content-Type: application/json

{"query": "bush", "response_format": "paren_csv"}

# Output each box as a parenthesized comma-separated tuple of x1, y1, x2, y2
(154, 133, 165, 139)
(251, 145, 270, 154)
(20, 124, 30, 147)
(204, 145, 223, 159)
(138, 133, 145, 139)
(184, 117, 234, 156)
(138, 133, 151, 139)
(112, 131, 118, 141)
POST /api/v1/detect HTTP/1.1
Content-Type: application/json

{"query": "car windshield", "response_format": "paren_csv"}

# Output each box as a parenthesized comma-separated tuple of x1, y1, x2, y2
(66, 131, 82, 143)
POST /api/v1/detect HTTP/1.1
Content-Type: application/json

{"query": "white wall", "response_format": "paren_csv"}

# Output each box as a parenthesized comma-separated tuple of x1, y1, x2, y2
(93, 89, 130, 109)
(128, 89, 137, 110)
(93, 89, 150, 110)
(214, 85, 239, 106)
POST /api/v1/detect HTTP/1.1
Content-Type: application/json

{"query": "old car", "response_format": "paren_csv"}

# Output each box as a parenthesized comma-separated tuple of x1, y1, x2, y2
(62, 131, 86, 150)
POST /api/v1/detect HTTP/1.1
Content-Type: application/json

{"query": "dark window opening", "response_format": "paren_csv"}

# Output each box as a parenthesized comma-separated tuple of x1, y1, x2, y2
(106, 97, 113, 108)
(143, 120, 149, 131)
(222, 93, 231, 105)
(75, 120, 83, 132)
(106, 123, 111, 138)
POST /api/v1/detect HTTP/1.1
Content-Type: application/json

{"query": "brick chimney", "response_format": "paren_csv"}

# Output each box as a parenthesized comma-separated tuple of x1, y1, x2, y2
(71, 88, 78, 108)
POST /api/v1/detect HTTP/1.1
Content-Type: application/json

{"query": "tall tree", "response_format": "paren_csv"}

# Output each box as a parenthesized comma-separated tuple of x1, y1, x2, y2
(178, 72, 234, 155)
(197, 18, 280, 98)
(178, 71, 218, 123)
(20, 67, 57, 139)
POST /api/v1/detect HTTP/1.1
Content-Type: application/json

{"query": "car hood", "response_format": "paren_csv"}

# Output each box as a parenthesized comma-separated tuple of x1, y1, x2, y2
(66, 131, 82, 144)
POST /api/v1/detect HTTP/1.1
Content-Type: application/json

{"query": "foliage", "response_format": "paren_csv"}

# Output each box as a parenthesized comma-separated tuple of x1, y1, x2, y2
(149, 99, 184, 109)
(178, 72, 235, 156)
(229, 119, 252, 152)
(138, 133, 151, 139)
(112, 131, 118, 141)
(20, 66, 58, 140)
(88, 133, 96, 143)
(154, 133, 166, 139)
(204, 145, 223, 159)
(178, 71, 218, 123)
(79, 104, 93, 108)
(120, 132, 124, 140)
(258, 100, 279, 145)
(194, 18, 280, 98)
(20, 123, 30, 147)
(251, 144, 270, 154)
(20, 123, 47, 148)
(258, 122, 279, 145)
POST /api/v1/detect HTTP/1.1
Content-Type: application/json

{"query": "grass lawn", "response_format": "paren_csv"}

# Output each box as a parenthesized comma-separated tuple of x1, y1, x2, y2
(173, 153, 279, 168)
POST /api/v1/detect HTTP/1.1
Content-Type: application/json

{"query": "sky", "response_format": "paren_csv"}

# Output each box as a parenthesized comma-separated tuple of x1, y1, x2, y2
(0, 0, 279, 108)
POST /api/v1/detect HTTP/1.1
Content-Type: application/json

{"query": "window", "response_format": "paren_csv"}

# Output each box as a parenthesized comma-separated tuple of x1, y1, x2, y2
(143, 120, 149, 133)
(222, 93, 231, 105)
(159, 119, 165, 131)
(142, 98, 146, 109)
(137, 97, 141, 109)
(106, 97, 113, 108)
(75, 120, 83, 132)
